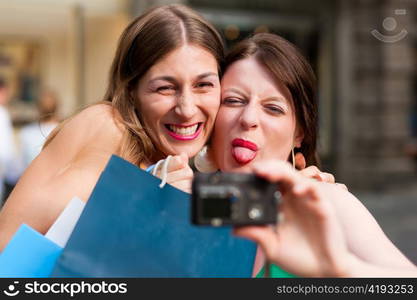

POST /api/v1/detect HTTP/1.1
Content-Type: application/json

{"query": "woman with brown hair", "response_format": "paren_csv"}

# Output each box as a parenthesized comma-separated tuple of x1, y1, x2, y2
(0, 4, 225, 250)
(193, 33, 414, 277)
(202, 33, 321, 277)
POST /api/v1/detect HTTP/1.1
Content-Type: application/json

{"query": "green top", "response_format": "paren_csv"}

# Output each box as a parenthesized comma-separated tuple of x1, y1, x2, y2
(255, 263, 297, 278)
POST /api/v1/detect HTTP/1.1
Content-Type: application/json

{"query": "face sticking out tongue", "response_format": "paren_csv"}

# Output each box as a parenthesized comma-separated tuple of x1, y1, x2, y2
(232, 146, 257, 165)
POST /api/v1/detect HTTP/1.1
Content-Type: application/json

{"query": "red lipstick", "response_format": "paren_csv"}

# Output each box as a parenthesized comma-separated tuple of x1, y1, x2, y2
(231, 138, 258, 165)
(231, 138, 258, 151)
(165, 122, 203, 141)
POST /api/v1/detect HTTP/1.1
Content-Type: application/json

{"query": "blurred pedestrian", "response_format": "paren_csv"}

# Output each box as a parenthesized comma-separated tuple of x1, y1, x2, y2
(18, 90, 60, 168)
(0, 77, 16, 204)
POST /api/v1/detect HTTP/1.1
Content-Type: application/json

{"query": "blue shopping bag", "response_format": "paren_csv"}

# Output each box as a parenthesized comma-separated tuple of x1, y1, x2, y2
(0, 197, 85, 278)
(0, 224, 62, 277)
(52, 155, 256, 277)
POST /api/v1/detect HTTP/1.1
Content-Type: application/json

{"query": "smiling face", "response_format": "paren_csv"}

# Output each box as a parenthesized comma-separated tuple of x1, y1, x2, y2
(212, 56, 303, 173)
(137, 44, 220, 159)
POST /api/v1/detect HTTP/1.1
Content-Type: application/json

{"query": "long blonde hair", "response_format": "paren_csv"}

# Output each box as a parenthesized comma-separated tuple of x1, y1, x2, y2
(44, 4, 224, 166)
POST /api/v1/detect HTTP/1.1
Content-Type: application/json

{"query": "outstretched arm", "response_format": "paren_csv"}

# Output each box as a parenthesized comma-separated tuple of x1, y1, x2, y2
(234, 160, 417, 277)
(292, 154, 413, 270)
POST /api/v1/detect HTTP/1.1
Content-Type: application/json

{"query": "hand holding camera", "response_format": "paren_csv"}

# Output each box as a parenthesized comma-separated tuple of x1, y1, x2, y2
(232, 160, 350, 277)
(191, 153, 338, 227)
(191, 172, 281, 226)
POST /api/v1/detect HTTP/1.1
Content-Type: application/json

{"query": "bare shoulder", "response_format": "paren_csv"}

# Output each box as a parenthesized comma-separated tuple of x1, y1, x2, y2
(0, 104, 127, 246)
(76, 102, 121, 125)
(67, 103, 124, 143)
(45, 103, 125, 157)
(27, 102, 128, 204)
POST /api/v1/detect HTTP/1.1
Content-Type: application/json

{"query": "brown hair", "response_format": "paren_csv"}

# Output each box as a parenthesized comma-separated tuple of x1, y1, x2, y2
(44, 4, 224, 166)
(225, 33, 318, 166)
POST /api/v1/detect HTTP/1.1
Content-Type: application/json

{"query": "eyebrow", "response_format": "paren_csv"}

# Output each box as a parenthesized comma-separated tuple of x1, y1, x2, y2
(148, 76, 178, 85)
(223, 88, 287, 103)
(223, 88, 248, 98)
(196, 72, 218, 80)
(225, 88, 288, 104)
(148, 72, 218, 85)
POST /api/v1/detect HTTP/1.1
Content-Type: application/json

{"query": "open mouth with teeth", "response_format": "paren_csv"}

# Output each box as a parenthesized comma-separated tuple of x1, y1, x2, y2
(165, 122, 203, 140)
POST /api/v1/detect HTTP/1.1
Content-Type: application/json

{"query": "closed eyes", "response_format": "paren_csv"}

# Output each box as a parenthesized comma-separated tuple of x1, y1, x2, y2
(264, 104, 285, 115)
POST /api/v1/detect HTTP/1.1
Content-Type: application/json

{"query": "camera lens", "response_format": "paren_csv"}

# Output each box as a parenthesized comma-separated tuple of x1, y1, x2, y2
(248, 205, 263, 220)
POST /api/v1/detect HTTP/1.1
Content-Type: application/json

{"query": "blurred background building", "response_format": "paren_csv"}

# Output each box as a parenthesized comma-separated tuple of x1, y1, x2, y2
(0, 0, 416, 263)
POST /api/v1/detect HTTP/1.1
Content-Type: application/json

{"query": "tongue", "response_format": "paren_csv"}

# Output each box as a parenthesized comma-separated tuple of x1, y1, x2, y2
(232, 147, 257, 165)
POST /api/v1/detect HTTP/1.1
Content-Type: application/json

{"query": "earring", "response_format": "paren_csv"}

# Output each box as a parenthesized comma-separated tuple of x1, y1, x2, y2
(194, 145, 218, 173)
(292, 147, 295, 169)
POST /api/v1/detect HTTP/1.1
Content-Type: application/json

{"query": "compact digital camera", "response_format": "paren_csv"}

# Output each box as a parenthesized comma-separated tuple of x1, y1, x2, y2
(191, 172, 280, 226)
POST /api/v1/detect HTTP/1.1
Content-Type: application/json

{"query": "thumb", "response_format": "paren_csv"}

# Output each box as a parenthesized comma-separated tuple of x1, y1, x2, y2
(233, 226, 280, 259)
(179, 152, 189, 164)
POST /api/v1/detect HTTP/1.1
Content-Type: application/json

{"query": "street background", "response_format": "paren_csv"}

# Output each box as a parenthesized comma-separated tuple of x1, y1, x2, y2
(1, 0, 416, 264)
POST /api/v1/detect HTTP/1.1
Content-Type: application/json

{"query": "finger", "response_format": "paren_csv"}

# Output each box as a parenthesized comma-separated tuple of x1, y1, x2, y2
(252, 160, 295, 181)
(249, 160, 314, 195)
(335, 183, 348, 190)
(299, 167, 336, 184)
(321, 172, 335, 184)
(256, 166, 302, 195)
(298, 166, 322, 180)
(294, 152, 306, 170)
(293, 181, 320, 202)
(166, 166, 194, 184)
(291, 182, 330, 221)
(168, 154, 188, 172)
(154, 154, 188, 176)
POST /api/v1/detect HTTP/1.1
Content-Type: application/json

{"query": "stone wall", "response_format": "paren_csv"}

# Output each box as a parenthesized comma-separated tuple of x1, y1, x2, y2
(334, 0, 416, 191)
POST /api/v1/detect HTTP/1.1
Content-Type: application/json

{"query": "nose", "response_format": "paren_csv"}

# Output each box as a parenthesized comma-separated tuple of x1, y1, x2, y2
(239, 102, 259, 130)
(174, 90, 197, 120)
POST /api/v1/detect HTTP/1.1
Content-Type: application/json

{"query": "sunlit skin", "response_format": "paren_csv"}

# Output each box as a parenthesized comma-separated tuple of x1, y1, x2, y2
(212, 56, 303, 173)
(138, 44, 221, 161)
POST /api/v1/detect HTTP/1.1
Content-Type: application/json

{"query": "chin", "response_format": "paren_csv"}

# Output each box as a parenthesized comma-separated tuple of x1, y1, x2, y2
(172, 146, 201, 158)
(230, 166, 253, 173)
(220, 161, 253, 173)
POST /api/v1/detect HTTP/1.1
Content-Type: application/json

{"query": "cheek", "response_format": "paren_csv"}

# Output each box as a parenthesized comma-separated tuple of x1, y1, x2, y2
(200, 90, 221, 115)
(214, 107, 236, 134)
(204, 101, 221, 121)
(140, 96, 174, 123)
(263, 117, 296, 159)
(211, 108, 237, 164)
(212, 110, 231, 148)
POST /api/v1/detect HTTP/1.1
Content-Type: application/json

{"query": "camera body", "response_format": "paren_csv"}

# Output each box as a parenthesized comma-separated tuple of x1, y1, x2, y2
(191, 172, 280, 227)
